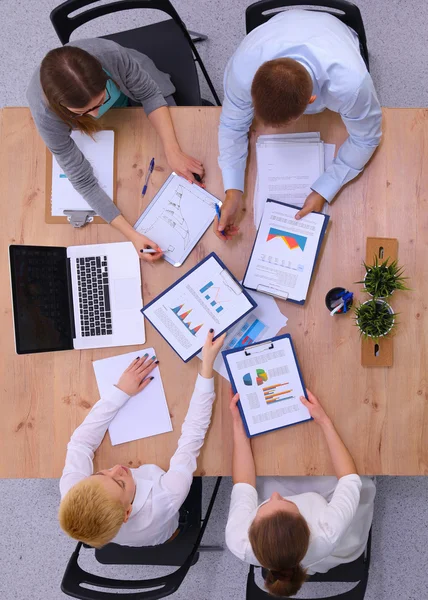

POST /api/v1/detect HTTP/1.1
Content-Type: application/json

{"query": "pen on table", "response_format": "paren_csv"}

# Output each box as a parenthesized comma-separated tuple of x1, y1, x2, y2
(141, 158, 155, 197)
(215, 203, 226, 237)
(140, 248, 164, 254)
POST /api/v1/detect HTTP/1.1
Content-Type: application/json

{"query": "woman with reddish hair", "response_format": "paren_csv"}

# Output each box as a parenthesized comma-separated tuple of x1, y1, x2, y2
(28, 38, 204, 261)
(226, 390, 375, 597)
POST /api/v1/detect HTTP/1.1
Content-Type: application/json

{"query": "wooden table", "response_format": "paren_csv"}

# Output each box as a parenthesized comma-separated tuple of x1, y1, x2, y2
(1, 107, 427, 478)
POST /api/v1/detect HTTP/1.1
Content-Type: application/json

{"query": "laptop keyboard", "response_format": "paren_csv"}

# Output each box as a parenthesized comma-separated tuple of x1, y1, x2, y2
(76, 256, 113, 337)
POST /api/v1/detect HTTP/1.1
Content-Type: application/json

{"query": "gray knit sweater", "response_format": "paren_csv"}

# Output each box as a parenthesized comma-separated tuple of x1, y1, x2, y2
(27, 38, 175, 223)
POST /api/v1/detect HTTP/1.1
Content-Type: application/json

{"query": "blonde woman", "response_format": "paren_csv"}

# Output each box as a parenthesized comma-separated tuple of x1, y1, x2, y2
(59, 330, 225, 548)
(226, 390, 375, 597)
(28, 38, 204, 261)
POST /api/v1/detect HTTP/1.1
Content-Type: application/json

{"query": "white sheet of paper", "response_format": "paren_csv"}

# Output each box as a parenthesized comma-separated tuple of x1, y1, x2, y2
(134, 173, 219, 267)
(254, 140, 324, 227)
(244, 201, 327, 303)
(224, 337, 310, 436)
(143, 255, 255, 362)
(93, 348, 172, 446)
(51, 130, 114, 216)
(197, 288, 288, 379)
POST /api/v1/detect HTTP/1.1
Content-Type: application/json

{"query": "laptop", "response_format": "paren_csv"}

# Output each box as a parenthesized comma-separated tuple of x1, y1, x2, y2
(9, 242, 145, 354)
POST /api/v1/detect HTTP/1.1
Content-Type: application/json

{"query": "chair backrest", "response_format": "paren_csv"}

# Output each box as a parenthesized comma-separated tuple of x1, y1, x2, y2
(245, 0, 369, 70)
(247, 531, 372, 600)
(50, 0, 185, 45)
(60, 477, 222, 599)
(49, 0, 203, 105)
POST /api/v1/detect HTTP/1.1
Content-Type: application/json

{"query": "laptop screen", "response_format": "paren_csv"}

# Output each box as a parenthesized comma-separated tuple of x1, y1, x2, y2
(9, 245, 74, 354)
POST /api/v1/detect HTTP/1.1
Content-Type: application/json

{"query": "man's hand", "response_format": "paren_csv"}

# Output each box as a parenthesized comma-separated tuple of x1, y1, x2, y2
(295, 191, 326, 220)
(116, 354, 158, 396)
(130, 231, 163, 263)
(214, 189, 241, 241)
(165, 146, 205, 186)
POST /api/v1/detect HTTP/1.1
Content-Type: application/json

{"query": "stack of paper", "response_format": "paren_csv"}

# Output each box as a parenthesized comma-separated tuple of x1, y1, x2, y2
(93, 349, 172, 446)
(254, 132, 335, 227)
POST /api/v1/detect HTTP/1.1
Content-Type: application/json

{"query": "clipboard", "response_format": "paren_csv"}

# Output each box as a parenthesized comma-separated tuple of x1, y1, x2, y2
(243, 200, 329, 304)
(222, 333, 312, 438)
(45, 129, 117, 225)
(142, 252, 257, 362)
(134, 172, 221, 267)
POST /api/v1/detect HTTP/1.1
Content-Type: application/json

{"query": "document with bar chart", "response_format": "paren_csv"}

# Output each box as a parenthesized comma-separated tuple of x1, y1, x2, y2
(142, 253, 256, 361)
(243, 200, 329, 304)
(222, 333, 311, 437)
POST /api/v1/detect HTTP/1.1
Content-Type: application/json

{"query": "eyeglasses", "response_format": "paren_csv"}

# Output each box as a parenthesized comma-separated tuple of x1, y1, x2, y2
(63, 86, 111, 118)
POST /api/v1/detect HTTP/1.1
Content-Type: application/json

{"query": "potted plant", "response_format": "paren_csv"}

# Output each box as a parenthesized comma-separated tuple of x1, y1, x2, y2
(357, 258, 409, 299)
(355, 299, 396, 340)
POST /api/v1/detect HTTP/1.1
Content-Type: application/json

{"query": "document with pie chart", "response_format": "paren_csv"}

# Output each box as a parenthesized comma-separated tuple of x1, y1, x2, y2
(243, 200, 329, 304)
(222, 333, 312, 437)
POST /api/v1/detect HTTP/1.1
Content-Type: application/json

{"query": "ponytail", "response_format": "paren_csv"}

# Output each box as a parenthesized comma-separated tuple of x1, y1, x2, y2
(249, 510, 310, 597)
(264, 565, 308, 597)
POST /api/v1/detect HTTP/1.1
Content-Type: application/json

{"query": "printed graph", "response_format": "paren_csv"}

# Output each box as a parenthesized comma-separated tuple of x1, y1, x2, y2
(171, 304, 203, 336)
(242, 368, 269, 387)
(227, 316, 268, 350)
(263, 382, 293, 405)
(199, 281, 230, 313)
(267, 228, 307, 251)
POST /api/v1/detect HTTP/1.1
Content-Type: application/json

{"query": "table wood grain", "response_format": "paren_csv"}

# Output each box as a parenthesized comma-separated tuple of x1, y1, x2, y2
(1, 106, 427, 477)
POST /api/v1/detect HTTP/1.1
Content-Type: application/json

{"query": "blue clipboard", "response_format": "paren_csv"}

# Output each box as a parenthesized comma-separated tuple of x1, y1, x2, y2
(242, 200, 330, 305)
(222, 333, 312, 438)
(142, 252, 257, 362)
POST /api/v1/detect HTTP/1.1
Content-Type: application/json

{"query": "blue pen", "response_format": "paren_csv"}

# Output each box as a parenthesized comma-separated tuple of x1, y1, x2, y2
(142, 158, 155, 196)
(215, 203, 226, 237)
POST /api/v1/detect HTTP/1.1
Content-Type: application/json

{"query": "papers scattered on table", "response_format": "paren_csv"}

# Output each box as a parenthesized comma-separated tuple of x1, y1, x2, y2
(198, 287, 288, 379)
(254, 132, 335, 227)
(51, 130, 115, 216)
(134, 173, 220, 267)
(93, 349, 172, 446)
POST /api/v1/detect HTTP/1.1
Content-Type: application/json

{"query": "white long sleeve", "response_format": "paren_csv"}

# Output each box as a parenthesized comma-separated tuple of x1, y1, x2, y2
(59, 386, 130, 498)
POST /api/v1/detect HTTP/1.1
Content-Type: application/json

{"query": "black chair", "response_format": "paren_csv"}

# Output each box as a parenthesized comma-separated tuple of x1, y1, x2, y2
(61, 477, 223, 599)
(246, 530, 372, 600)
(245, 0, 370, 71)
(50, 0, 221, 106)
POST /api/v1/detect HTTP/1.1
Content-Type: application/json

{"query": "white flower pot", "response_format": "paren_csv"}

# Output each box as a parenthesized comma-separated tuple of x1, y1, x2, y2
(356, 299, 395, 339)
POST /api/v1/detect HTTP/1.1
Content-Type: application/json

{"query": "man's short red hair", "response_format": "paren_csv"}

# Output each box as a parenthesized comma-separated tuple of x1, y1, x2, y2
(251, 58, 313, 125)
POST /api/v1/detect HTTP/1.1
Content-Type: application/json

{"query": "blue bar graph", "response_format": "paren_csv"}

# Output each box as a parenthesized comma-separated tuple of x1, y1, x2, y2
(216, 306, 223, 313)
(200, 281, 213, 294)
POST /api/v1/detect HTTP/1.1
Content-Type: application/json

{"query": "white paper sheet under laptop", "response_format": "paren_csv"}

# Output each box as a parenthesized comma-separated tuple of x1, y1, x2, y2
(93, 349, 172, 446)
(254, 132, 335, 227)
(243, 201, 328, 304)
(223, 335, 311, 437)
(134, 173, 220, 267)
(51, 130, 114, 216)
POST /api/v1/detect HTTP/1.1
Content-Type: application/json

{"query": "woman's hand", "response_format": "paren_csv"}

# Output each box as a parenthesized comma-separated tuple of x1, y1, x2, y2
(200, 329, 226, 378)
(229, 389, 244, 427)
(130, 231, 163, 263)
(116, 354, 158, 396)
(300, 388, 331, 427)
(165, 145, 205, 186)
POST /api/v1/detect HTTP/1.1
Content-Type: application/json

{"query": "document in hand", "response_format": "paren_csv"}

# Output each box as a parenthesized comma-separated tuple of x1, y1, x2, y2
(243, 200, 329, 304)
(222, 334, 311, 437)
(254, 132, 335, 227)
(93, 349, 172, 446)
(51, 130, 115, 216)
(134, 173, 220, 267)
(142, 253, 257, 362)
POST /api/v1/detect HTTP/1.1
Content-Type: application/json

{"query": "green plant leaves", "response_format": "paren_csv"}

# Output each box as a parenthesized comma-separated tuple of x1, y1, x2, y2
(355, 299, 395, 340)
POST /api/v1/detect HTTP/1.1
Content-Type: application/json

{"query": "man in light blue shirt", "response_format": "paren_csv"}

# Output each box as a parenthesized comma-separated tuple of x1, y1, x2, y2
(215, 9, 382, 240)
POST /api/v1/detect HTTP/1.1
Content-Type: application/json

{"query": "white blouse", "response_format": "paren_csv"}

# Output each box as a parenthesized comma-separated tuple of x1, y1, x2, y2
(60, 374, 215, 547)
(226, 475, 375, 574)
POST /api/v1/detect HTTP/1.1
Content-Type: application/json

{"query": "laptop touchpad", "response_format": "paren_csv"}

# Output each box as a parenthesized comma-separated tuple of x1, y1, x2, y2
(113, 279, 139, 310)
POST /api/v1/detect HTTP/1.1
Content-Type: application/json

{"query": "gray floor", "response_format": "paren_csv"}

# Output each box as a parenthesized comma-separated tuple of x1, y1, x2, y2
(1, 1, 428, 599)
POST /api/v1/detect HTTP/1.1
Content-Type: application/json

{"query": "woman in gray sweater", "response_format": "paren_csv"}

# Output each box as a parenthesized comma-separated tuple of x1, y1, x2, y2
(28, 38, 205, 262)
